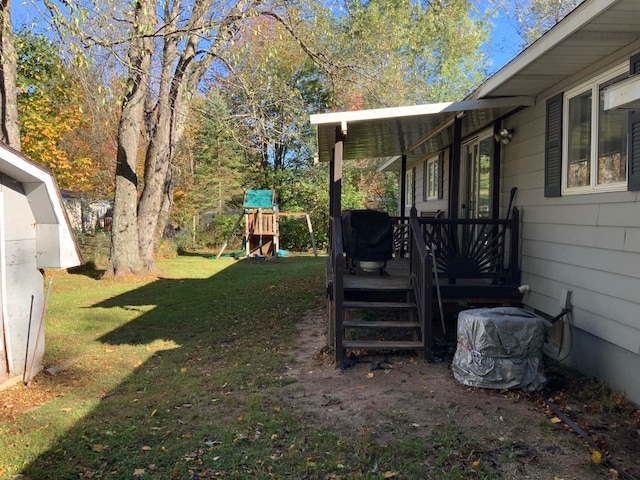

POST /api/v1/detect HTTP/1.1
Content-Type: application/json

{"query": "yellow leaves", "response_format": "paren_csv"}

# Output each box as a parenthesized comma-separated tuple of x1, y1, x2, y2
(590, 449, 603, 464)
(550, 417, 562, 424)
(133, 468, 146, 476)
(365, 372, 374, 379)
(150, 409, 158, 416)
(141, 445, 152, 451)
(91, 444, 104, 452)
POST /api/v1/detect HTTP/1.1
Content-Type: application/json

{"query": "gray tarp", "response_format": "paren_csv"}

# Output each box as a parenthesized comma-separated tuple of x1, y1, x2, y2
(452, 307, 547, 392)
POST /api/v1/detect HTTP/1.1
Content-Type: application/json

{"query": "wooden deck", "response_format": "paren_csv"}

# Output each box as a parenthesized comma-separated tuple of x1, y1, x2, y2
(343, 258, 522, 305)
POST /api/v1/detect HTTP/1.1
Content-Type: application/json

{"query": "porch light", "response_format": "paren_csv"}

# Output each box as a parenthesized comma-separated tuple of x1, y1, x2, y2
(494, 128, 514, 144)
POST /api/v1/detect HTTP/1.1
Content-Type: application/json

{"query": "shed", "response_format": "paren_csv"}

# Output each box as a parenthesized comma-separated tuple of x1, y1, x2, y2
(0, 143, 82, 388)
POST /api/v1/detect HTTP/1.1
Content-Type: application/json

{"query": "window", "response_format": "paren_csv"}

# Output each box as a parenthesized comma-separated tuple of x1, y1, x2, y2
(563, 66, 628, 193)
(405, 167, 415, 206)
(423, 155, 440, 201)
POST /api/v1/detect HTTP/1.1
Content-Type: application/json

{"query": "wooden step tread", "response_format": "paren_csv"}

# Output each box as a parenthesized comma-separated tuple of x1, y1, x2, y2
(343, 301, 417, 310)
(343, 320, 420, 329)
(343, 340, 423, 350)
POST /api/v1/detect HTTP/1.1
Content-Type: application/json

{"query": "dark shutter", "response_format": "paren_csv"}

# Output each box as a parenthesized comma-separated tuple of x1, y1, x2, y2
(630, 52, 640, 75)
(545, 93, 563, 197)
(438, 151, 445, 200)
(628, 111, 640, 191)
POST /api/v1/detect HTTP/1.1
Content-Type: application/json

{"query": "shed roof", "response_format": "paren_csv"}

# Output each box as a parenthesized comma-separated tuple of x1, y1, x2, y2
(311, 0, 640, 165)
(0, 143, 82, 269)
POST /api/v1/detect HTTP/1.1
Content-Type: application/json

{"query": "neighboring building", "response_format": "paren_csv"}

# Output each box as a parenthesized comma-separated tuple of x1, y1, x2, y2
(0, 143, 82, 388)
(61, 189, 113, 234)
(312, 0, 640, 404)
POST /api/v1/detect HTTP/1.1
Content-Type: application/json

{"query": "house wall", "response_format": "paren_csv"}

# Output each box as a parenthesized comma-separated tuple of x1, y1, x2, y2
(500, 50, 640, 404)
(406, 147, 449, 217)
(0, 176, 46, 386)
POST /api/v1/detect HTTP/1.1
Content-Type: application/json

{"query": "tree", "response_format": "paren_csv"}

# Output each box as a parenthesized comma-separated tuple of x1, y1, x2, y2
(311, 0, 492, 108)
(0, 0, 20, 148)
(508, 0, 585, 47)
(15, 28, 100, 191)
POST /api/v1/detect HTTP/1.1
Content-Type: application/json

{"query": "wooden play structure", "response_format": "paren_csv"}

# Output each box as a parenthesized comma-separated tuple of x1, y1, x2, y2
(216, 190, 317, 259)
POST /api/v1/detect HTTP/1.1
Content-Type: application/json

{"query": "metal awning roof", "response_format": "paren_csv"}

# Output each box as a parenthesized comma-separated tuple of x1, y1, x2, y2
(311, 0, 640, 167)
(310, 97, 533, 166)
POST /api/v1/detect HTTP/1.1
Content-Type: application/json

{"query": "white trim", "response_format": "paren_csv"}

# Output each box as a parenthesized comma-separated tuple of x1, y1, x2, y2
(562, 63, 629, 194)
(472, 0, 621, 99)
(310, 97, 535, 126)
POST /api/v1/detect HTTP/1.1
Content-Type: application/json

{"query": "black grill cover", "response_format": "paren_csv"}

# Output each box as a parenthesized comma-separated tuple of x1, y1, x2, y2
(342, 210, 393, 261)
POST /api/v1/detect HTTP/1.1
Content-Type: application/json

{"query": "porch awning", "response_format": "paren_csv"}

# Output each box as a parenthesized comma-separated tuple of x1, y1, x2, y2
(310, 96, 534, 168)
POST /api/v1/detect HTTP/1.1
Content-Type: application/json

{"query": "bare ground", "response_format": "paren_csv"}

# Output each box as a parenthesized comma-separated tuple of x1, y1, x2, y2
(283, 309, 640, 480)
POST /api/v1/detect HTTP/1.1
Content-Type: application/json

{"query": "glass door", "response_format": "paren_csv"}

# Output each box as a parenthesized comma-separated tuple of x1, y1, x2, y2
(462, 135, 493, 219)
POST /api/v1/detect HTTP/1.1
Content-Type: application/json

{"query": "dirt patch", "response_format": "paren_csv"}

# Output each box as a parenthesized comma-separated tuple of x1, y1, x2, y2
(284, 309, 640, 479)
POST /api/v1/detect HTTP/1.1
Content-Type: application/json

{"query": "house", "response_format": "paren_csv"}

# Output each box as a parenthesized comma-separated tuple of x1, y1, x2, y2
(61, 189, 113, 234)
(0, 143, 82, 388)
(311, 0, 640, 405)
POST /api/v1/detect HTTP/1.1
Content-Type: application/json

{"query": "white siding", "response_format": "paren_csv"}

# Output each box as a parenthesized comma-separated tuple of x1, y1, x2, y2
(501, 62, 640, 401)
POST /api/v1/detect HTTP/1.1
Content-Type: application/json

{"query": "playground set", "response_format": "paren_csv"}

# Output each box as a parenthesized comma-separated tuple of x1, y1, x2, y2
(216, 190, 317, 259)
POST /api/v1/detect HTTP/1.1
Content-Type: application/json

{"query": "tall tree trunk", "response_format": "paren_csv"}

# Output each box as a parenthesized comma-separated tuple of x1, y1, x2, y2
(104, 0, 154, 277)
(156, 166, 173, 242)
(0, 0, 21, 149)
(137, 1, 208, 269)
(137, 36, 179, 271)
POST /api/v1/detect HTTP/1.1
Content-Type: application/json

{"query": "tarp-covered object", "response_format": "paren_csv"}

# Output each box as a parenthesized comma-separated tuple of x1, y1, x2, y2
(342, 210, 393, 262)
(452, 307, 547, 392)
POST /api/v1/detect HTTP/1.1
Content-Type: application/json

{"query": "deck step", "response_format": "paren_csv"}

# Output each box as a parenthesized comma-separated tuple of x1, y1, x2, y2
(343, 340, 423, 350)
(343, 300, 417, 310)
(343, 320, 420, 329)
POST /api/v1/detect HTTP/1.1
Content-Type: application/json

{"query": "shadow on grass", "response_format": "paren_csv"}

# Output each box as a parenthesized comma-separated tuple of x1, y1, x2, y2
(18, 256, 326, 479)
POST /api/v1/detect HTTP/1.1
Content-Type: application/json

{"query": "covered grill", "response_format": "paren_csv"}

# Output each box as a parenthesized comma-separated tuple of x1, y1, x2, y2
(342, 209, 393, 273)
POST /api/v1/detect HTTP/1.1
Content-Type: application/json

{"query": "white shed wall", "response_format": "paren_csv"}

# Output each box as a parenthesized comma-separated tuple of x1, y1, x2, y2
(0, 177, 45, 384)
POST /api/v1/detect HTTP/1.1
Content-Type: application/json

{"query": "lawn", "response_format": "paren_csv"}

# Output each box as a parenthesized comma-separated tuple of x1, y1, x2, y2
(5, 254, 636, 480)
(1, 255, 347, 479)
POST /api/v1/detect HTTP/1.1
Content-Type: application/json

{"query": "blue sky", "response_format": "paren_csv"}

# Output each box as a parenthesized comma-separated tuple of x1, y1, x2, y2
(478, 0, 523, 73)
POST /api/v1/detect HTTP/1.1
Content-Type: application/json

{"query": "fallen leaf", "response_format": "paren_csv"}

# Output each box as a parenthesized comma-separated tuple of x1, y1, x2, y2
(590, 450, 602, 464)
(356, 385, 365, 390)
(92, 444, 104, 452)
(384, 471, 398, 478)
(133, 468, 145, 476)
(60, 408, 72, 412)
(366, 373, 374, 379)
(550, 417, 562, 424)
(473, 460, 481, 467)
(180, 367, 187, 373)
(141, 446, 152, 451)
(150, 409, 157, 417)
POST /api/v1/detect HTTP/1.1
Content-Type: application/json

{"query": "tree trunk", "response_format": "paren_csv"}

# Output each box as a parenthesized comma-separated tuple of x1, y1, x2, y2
(0, 0, 21, 149)
(137, 2, 207, 269)
(156, 167, 173, 242)
(104, 0, 154, 277)
(137, 24, 180, 270)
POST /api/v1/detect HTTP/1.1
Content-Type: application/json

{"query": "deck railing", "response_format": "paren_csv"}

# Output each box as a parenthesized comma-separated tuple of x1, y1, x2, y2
(393, 208, 520, 285)
(408, 215, 433, 360)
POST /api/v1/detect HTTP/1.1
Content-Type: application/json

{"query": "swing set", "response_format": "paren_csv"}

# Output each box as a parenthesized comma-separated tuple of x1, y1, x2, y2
(216, 190, 317, 259)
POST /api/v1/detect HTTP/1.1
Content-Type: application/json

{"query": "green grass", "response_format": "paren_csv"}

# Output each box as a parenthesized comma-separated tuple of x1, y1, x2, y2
(1, 255, 500, 479)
